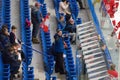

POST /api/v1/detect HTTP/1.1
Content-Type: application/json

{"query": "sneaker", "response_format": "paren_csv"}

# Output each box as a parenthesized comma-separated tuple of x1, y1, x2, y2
(32, 38, 40, 44)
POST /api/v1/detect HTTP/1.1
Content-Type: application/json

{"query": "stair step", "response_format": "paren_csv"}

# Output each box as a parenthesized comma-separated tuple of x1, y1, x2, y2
(77, 24, 94, 31)
(81, 40, 98, 47)
(83, 48, 100, 55)
(87, 65, 106, 73)
(85, 56, 103, 64)
(86, 60, 104, 68)
(89, 74, 109, 80)
(84, 52, 102, 59)
(77, 24, 95, 32)
(88, 70, 107, 78)
(77, 21, 93, 27)
(80, 36, 98, 43)
(79, 32, 96, 39)
(82, 43, 98, 50)
(78, 28, 95, 35)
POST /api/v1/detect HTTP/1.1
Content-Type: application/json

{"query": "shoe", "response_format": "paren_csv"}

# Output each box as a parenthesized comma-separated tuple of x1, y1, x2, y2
(71, 41, 76, 45)
(80, 7, 85, 9)
(60, 71, 67, 74)
(32, 38, 40, 44)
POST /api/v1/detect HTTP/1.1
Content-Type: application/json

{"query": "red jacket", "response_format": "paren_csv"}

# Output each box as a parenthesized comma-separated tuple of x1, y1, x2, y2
(107, 70, 118, 78)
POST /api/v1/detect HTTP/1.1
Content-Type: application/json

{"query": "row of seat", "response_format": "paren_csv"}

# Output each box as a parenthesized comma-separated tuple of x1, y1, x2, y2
(20, 0, 34, 80)
(68, 0, 79, 19)
(38, 0, 56, 79)
(0, 0, 11, 80)
(53, 0, 81, 80)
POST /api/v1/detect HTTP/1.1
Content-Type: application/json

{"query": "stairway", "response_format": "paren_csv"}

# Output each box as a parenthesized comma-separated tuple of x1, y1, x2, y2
(77, 21, 109, 80)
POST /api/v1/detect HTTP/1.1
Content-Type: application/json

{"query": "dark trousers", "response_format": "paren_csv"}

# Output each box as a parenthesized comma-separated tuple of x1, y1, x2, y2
(54, 53, 66, 73)
(76, 0, 84, 8)
(32, 23, 40, 38)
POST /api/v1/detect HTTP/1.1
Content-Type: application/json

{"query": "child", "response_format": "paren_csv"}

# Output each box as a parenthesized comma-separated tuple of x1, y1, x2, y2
(10, 25, 17, 44)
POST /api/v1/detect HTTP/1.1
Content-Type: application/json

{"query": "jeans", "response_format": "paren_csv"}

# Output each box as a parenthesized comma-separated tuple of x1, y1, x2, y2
(32, 23, 40, 38)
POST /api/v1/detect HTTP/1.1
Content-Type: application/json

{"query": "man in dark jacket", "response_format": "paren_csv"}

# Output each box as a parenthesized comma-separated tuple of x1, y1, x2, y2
(31, 2, 43, 44)
(54, 29, 67, 74)
(0, 25, 11, 51)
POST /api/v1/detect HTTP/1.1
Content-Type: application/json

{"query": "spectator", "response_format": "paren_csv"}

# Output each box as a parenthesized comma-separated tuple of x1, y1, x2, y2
(76, 0, 85, 9)
(65, 14, 76, 33)
(10, 43, 23, 79)
(31, 2, 43, 44)
(108, 64, 118, 79)
(57, 14, 66, 30)
(59, 0, 71, 15)
(0, 25, 10, 51)
(10, 25, 17, 44)
(54, 29, 67, 74)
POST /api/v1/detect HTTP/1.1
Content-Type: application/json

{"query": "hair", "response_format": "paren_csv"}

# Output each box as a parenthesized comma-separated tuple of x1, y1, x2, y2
(59, 15, 64, 20)
(12, 43, 19, 47)
(110, 64, 116, 71)
(11, 25, 17, 30)
(56, 29, 62, 33)
(62, 0, 66, 2)
(1, 24, 8, 34)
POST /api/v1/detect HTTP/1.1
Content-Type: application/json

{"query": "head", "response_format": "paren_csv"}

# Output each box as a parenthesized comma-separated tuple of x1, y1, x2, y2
(62, 0, 66, 2)
(110, 64, 116, 71)
(1, 25, 9, 35)
(11, 25, 17, 33)
(12, 43, 20, 52)
(35, 2, 41, 8)
(59, 15, 64, 21)
(57, 29, 62, 36)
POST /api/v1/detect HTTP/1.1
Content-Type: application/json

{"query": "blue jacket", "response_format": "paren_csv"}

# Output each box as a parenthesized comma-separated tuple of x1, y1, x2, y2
(54, 34, 65, 53)
(31, 7, 42, 24)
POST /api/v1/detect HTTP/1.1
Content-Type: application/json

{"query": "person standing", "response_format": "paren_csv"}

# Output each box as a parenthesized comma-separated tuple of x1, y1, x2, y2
(31, 2, 43, 44)
(76, 0, 85, 9)
(54, 29, 67, 74)
(10, 25, 17, 44)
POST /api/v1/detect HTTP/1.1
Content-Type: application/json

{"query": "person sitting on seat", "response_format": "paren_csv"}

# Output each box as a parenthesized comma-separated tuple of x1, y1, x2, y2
(57, 14, 66, 30)
(59, 0, 71, 15)
(0, 25, 11, 51)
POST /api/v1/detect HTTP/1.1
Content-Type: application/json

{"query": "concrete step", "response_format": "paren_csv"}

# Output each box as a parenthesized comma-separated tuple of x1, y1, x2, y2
(77, 21, 93, 27)
(83, 48, 100, 55)
(86, 60, 105, 68)
(81, 40, 98, 47)
(87, 65, 106, 73)
(82, 43, 99, 50)
(77, 24, 94, 31)
(88, 70, 107, 78)
(80, 36, 98, 43)
(85, 56, 103, 64)
(89, 74, 109, 80)
(78, 28, 95, 35)
(79, 32, 96, 39)
(84, 52, 102, 59)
